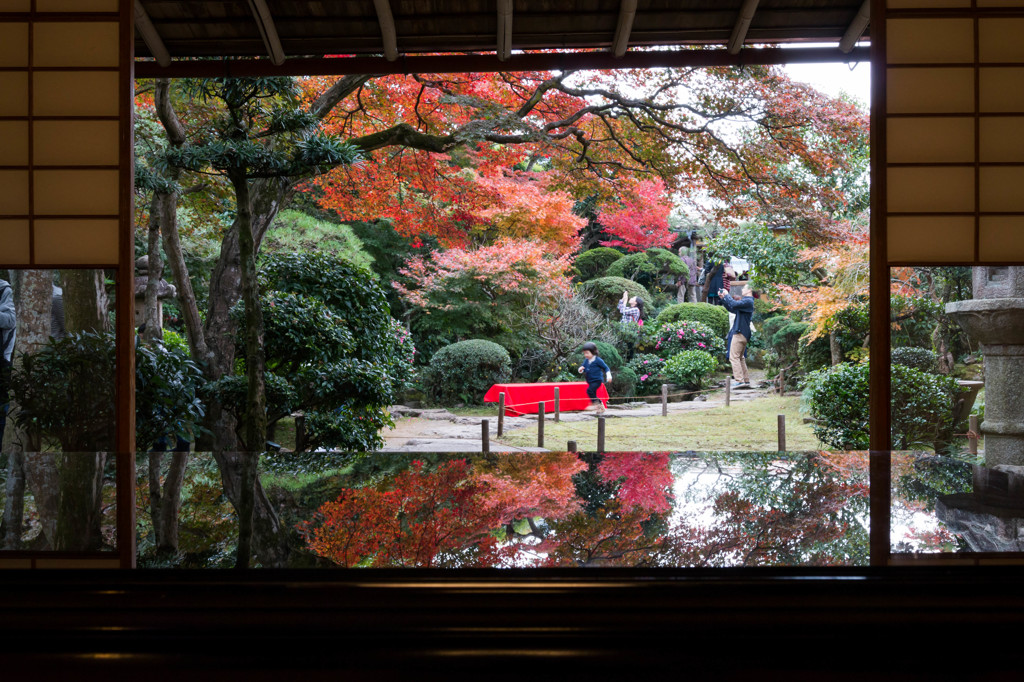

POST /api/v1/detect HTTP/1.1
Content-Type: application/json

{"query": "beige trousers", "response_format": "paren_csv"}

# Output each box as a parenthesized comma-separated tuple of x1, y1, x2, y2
(729, 332, 749, 383)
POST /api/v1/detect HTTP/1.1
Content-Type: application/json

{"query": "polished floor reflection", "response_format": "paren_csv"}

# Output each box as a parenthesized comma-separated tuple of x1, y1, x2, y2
(139, 451, 883, 568)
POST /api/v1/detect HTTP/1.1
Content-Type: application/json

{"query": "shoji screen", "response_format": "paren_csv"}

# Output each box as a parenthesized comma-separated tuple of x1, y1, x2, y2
(0, 0, 129, 268)
(882, 0, 1024, 264)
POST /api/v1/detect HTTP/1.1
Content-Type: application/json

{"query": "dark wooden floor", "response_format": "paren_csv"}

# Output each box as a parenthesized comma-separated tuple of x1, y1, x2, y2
(2, 567, 1023, 679)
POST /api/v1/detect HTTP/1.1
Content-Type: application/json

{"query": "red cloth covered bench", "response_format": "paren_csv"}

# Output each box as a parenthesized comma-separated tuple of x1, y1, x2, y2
(484, 382, 608, 416)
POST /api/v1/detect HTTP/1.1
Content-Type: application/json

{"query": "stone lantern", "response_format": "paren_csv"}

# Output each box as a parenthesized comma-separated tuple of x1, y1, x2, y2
(945, 266, 1024, 467)
(134, 255, 177, 330)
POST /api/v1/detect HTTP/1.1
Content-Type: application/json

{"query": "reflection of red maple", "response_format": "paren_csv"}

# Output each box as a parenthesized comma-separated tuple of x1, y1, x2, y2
(472, 451, 586, 525)
(597, 451, 674, 513)
(301, 460, 506, 568)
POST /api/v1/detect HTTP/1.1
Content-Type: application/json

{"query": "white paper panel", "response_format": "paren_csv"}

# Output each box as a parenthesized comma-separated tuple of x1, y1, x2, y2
(33, 219, 118, 264)
(0, 170, 29, 215)
(888, 117, 975, 163)
(887, 167, 976, 213)
(979, 19, 1024, 63)
(34, 22, 120, 68)
(0, 121, 29, 166)
(33, 72, 119, 116)
(887, 19, 975, 64)
(980, 167, 1024, 212)
(888, 216, 975, 262)
(34, 121, 120, 166)
(0, 72, 29, 116)
(980, 216, 1024, 261)
(34, 170, 118, 215)
(0, 23, 27, 67)
(887, 68, 975, 114)
(979, 117, 1024, 162)
(980, 68, 1024, 112)
(0, 220, 30, 264)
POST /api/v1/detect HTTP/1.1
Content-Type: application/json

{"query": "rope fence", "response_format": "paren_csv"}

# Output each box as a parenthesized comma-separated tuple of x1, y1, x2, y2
(485, 384, 788, 454)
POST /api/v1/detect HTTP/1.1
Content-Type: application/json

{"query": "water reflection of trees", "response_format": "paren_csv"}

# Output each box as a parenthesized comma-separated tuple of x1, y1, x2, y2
(298, 451, 875, 569)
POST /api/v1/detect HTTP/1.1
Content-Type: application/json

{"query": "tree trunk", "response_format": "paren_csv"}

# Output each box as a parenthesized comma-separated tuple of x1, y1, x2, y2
(24, 454, 58, 549)
(229, 170, 269, 570)
(2, 453, 24, 549)
(143, 194, 165, 342)
(148, 451, 189, 554)
(56, 270, 109, 551)
(159, 190, 209, 365)
(213, 451, 289, 568)
(63, 269, 107, 334)
(829, 329, 844, 366)
(2, 271, 56, 547)
(54, 452, 107, 551)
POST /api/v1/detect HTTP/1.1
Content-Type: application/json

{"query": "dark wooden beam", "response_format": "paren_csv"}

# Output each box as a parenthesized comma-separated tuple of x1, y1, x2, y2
(727, 0, 760, 55)
(611, 0, 637, 57)
(372, 0, 399, 62)
(247, 0, 285, 65)
(497, 0, 512, 61)
(840, 0, 871, 53)
(134, 0, 170, 67)
(134, 45, 871, 79)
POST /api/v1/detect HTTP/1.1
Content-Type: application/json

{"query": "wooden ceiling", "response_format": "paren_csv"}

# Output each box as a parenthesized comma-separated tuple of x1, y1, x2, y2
(134, 0, 871, 73)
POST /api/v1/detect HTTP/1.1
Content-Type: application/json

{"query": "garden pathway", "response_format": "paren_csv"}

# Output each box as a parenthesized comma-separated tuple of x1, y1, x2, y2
(380, 371, 774, 452)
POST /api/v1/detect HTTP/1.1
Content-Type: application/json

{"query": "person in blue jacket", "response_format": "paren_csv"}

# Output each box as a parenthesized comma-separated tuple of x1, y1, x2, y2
(577, 342, 611, 413)
(719, 284, 756, 388)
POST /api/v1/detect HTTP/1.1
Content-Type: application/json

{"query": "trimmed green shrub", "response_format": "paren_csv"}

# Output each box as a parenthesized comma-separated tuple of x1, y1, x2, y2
(423, 339, 512, 405)
(771, 321, 810, 349)
(645, 247, 690, 281)
(640, 320, 726, 358)
(759, 315, 792, 343)
(626, 354, 668, 395)
(589, 341, 623, 370)
(665, 350, 718, 391)
(581, 276, 649, 314)
(805, 362, 961, 450)
(606, 252, 660, 285)
(891, 347, 939, 373)
(608, 366, 638, 397)
(797, 333, 832, 374)
(655, 302, 730, 338)
(573, 247, 623, 281)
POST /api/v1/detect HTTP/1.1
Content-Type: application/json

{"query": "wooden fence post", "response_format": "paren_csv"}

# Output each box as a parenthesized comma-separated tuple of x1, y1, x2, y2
(969, 414, 979, 456)
(481, 419, 490, 454)
(498, 392, 505, 437)
(597, 416, 606, 454)
(725, 379, 731, 407)
(294, 413, 306, 452)
(538, 401, 545, 449)
(778, 368, 785, 396)
(568, 440, 577, 452)
(554, 387, 560, 423)
(661, 384, 668, 417)
(778, 414, 786, 452)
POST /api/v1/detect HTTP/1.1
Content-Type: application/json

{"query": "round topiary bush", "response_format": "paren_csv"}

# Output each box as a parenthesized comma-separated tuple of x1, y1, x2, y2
(423, 339, 511, 405)
(639, 320, 726, 358)
(580, 276, 649, 315)
(655, 302, 730, 338)
(573, 247, 623, 281)
(805, 362, 961, 450)
(606, 252, 660, 285)
(665, 350, 718, 394)
(891, 346, 939, 373)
